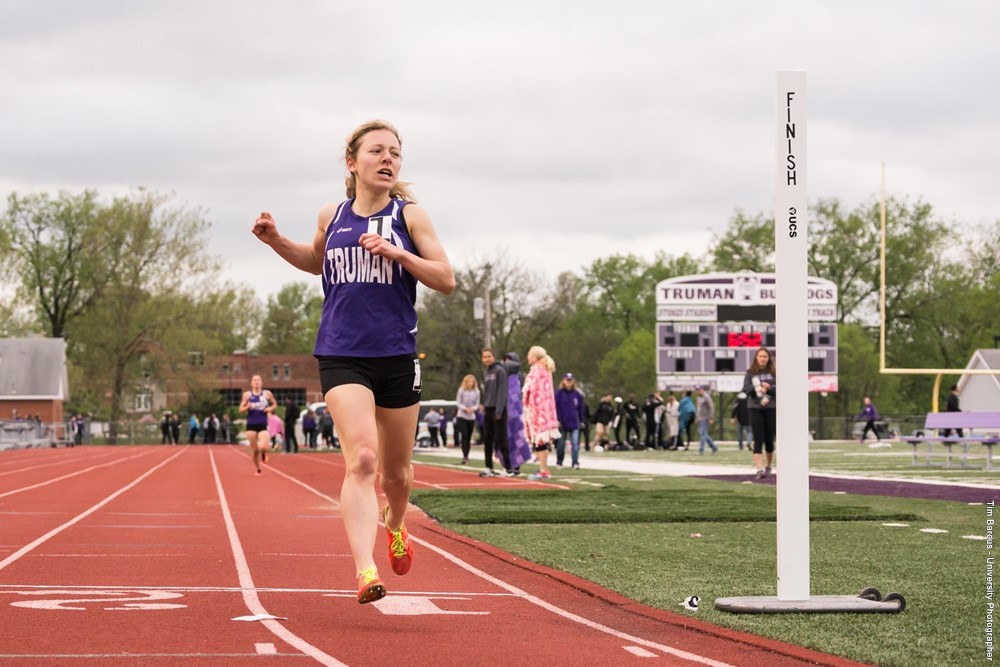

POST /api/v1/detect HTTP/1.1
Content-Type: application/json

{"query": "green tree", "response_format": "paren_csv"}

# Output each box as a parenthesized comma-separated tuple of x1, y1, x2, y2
(808, 198, 881, 323)
(708, 210, 774, 272)
(581, 254, 655, 339)
(549, 251, 700, 396)
(258, 282, 323, 354)
(596, 329, 657, 396)
(416, 254, 566, 397)
(1, 190, 107, 337)
(66, 190, 218, 434)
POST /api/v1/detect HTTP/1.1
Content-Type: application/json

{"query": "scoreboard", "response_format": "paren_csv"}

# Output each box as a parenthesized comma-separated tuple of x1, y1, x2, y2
(655, 272, 839, 393)
(657, 322, 838, 375)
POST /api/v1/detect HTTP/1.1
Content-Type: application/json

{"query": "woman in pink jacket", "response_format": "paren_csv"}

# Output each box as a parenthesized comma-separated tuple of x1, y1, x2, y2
(522, 345, 560, 480)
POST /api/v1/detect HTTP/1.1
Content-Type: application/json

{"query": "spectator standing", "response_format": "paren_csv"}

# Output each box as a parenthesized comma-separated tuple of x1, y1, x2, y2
(169, 414, 181, 444)
(941, 384, 964, 443)
(205, 414, 219, 443)
(319, 410, 335, 449)
(593, 395, 614, 451)
(479, 348, 509, 477)
(611, 397, 626, 449)
(664, 394, 680, 449)
(268, 412, 284, 449)
(220, 414, 231, 444)
(523, 346, 560, 480)
(858, 397, 880, 444)
(678, 391, 696, 449)
(695, 386, 718, 454)
(624, 394, 641, 446)
(188, 414, 200, 444)
(580, 400, 592, 451)
(424, 408, 442, 448)
(302, 409, 317, 448)
(503, 351, 531, 475)
(283, 397, 299, 453)
(161, 413, 172, 444)
(68, 414, 79, 447)
(454, 375, 480, 464)
(642, 392, 664, 449)
(730, 392, 752, 451)
(439, 408, 450, 447)
(554, 373, 586, 469)
(744, 347, 777, 478)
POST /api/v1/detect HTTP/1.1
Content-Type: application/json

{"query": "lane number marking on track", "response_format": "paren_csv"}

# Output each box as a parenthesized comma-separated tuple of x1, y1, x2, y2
(321, 594, 489, 616)
(246, 449, 736, 667)
(5, 589, 186, 611)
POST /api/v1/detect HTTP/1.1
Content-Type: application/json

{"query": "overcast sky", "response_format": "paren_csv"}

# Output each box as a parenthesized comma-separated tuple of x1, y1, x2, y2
(2, 1, 998, 300)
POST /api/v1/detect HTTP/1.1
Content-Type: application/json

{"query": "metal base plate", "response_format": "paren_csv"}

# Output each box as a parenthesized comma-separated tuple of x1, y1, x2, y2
(714, 595, 904, 614)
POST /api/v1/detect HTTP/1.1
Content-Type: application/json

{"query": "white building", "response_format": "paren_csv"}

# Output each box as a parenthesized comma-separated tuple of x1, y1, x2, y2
(957, 349, 1000, 412)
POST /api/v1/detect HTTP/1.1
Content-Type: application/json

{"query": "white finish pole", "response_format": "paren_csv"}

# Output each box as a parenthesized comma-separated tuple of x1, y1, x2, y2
(774, 71, 810, 601)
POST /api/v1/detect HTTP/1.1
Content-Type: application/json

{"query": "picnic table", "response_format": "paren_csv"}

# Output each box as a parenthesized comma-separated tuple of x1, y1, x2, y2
(901, 412, 1000, 469)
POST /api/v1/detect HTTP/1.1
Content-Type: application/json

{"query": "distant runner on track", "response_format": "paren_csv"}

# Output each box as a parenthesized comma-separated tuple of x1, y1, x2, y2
(252, 120, 455, 604)
(240, 374, 277, 475)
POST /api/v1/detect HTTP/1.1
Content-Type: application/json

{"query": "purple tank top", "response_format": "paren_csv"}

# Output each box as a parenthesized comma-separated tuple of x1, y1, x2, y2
(247, 391, 268, 427)
(314, 198, 419, 357)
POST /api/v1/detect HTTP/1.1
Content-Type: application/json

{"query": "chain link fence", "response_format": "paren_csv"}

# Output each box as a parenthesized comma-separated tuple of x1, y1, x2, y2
(4, 414, 933, 449)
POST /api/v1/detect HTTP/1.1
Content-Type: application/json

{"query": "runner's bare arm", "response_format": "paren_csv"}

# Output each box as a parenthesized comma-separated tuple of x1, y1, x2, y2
(358, 204, 454, 294)
(252, 204, 337, 275)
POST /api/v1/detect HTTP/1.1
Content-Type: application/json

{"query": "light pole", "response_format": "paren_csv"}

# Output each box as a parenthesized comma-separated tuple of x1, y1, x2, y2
(818, 391, 828, 440)
(483, 263, 492, 350)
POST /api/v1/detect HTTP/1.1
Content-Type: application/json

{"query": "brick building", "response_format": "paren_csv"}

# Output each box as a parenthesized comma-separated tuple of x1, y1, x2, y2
(0, 337, 68, 424)
(154, 351, 325, 413)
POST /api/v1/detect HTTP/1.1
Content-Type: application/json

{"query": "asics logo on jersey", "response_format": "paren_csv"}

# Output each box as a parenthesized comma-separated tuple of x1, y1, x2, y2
(335, 226, 354, 234)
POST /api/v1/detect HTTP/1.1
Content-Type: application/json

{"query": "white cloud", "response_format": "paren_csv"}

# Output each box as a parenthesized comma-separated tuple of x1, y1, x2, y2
(2, 1, 998, 298)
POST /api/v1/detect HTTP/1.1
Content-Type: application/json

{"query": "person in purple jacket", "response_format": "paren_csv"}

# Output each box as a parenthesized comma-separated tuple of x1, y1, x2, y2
(554, 373, 587, 469)
(858, 396, 881, 444)
(252, 120, 455, 605)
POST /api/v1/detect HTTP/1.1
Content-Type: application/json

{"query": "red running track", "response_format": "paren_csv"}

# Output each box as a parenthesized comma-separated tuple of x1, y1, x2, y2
(0, 445, 866, 666)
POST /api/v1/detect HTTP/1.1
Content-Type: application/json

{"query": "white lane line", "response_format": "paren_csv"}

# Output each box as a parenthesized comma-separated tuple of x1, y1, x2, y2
(208, 448, 346, 667)
(226, 446, 341, 509)
(0, 450, 120, 478)
(32, 554, 188, 558)
(256, 643, 277, 655)
(0, 448, 187, 573)
(412, 478, 451, 490)
(411, 533, 733, 667)
(0, 653, 286, 659)
(86, 525, 213, 529)
(0, 584, 516, 596)
(624, 645, 658, 657)
(0, 449, 157, 499)
(105, 512, 205, 516)
(272, 456, 733, 667)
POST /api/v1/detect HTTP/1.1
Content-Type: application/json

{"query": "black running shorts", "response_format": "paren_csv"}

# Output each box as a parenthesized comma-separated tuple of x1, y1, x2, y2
(316, 354, 421, 409)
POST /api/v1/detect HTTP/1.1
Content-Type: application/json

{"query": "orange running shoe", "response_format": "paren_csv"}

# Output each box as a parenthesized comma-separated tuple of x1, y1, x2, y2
(356, 567, 386, 604)
(382, 505, 413, 576)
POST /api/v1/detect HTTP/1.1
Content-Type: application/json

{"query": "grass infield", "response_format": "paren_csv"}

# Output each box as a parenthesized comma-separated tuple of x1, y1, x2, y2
(409, 451, 993, 667)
